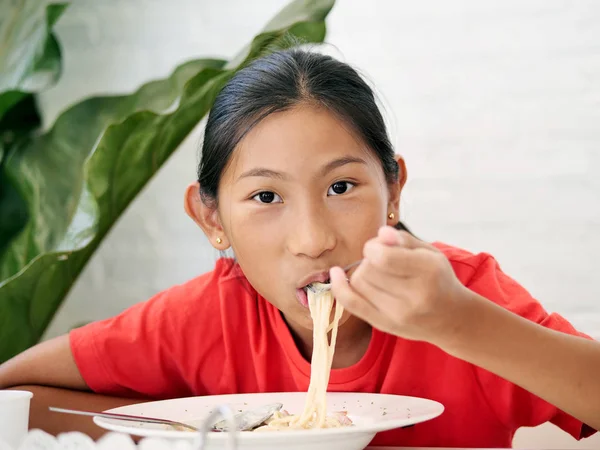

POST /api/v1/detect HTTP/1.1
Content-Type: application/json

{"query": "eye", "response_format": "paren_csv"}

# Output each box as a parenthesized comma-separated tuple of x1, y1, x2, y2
(252, 191, 283, 204)
(327, 181, 355, 196)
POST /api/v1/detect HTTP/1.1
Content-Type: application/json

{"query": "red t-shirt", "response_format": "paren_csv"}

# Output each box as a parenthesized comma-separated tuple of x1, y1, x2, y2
(70, 243, 596, 447)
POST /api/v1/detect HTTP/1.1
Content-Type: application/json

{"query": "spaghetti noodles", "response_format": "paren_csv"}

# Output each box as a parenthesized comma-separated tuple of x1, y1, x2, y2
(255, 284, 351, 431)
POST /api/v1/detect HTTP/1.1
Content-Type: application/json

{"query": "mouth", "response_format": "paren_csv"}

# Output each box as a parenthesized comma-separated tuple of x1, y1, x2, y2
(295, 270, 331, 308)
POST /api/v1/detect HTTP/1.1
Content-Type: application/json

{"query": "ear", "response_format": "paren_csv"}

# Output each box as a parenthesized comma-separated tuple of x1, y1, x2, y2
(184, 182, 230, 250)
(386, 154, 407, 224)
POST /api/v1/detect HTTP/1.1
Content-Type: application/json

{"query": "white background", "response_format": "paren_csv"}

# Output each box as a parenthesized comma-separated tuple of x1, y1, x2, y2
(36, 1, 600, 447)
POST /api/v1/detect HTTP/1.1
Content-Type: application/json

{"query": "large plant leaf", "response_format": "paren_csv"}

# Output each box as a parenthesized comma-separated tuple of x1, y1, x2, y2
(0, 1, 68, 120)
(0, 0, 66, 254)
(0, 0, 335, 362)
(0, 94, 42, 254)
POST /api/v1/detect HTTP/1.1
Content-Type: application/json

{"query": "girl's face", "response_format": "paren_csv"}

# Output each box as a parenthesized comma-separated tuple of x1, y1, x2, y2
(210, 105, 403, 331)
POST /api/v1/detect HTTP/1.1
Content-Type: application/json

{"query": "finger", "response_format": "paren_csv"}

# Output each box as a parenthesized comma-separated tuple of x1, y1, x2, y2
(377, 226, 436, 252)
(351, 261, 408, 298)
(341, 265, 407, 335)
(350, 265, 403, 308)
(378, 227, 417, 247)
(363, 241, 435, 276)
(329, 266, 381, 323)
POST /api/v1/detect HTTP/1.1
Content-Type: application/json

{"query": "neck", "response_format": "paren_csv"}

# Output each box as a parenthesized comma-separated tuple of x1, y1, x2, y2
(283, 313, 372, 369)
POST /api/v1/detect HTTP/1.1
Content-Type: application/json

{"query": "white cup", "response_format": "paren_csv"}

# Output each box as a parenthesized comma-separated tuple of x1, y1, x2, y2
(0, 390, 33, 449)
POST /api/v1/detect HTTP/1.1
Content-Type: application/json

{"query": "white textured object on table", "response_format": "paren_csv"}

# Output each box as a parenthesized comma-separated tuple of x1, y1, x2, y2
(0, 431, 511, 450)
(0, 430, 208, 450)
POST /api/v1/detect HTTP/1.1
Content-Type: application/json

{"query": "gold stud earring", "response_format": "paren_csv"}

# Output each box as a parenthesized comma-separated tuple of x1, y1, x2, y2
(216, 237, 223, 244)
(388, 212, 395, 220)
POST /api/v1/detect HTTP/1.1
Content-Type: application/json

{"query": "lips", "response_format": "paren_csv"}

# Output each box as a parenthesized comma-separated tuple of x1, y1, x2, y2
(295, 270, 331, 308)
(296, 288, 309, 307)
(297, 270, 330, 289)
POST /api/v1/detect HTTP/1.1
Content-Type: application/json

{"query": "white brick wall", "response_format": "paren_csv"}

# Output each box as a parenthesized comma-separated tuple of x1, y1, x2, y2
(37, 1, 600, 446)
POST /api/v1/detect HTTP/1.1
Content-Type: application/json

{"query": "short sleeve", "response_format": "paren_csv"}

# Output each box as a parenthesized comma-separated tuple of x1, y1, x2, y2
(70, 287, 189, 398)
(69, 261, 235, 399)
(465, 255, 597, 440)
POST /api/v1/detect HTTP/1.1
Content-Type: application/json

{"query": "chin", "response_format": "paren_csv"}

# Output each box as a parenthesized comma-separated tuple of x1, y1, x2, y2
(278, 296, 353, 330)
(337, 310, 354, 328)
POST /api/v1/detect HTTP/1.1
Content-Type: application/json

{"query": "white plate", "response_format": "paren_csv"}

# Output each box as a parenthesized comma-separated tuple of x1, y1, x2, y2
(94, 392, 444, 450)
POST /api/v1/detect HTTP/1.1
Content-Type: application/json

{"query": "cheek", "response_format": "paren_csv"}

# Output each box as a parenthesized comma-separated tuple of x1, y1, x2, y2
(229, 219, 276, 280)
(223, 208, 289, 301)
(228, 207, 284, 257)
(335, 188, 388, 241)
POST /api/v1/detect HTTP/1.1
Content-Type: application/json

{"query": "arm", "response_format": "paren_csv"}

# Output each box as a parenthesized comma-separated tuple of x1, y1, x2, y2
(0, 335, 146, 438)
(0, 335, 87, 390)
(445, 291, 600, 432)
(331, 226, 600, 434)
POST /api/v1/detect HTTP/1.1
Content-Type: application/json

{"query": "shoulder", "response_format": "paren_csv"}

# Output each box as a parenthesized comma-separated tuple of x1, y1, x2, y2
(68, 258, 255, 396)
(159, 258, 249, 308)
(433, 242, 495, 285)
(78, 258, 254, 334)
(433, 242, 546, 321)
(143, 258, 257, 326)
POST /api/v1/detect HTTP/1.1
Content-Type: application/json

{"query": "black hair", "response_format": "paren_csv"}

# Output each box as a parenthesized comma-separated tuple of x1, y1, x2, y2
(198, 48, 399, 206)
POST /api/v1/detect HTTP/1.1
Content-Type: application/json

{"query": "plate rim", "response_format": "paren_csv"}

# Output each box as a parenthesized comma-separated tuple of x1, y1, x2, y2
(94, 392, 444, 440)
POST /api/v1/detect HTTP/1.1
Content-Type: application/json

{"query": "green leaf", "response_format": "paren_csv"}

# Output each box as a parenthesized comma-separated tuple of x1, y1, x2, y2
(0, 94, 42, 272)
(0, 1, 69, 120)
(0, 58, 226, 283)
(0, 0, 335, 362)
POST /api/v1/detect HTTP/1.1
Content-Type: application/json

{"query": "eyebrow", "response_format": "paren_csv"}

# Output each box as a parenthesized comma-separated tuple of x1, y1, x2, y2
(319, 156, 367, 176)
(236, 156, 367, 182)
(237, 168, 288, 181)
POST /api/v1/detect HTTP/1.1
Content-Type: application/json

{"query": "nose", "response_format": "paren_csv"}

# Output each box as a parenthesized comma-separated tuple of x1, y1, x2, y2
(287, 202, 336, 259)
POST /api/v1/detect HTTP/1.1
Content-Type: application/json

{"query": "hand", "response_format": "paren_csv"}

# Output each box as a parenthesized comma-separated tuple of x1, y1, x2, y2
(329, 226, 472, 347)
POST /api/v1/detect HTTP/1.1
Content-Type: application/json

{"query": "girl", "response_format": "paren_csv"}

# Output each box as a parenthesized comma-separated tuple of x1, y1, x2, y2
(1, 48, 599, 448)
